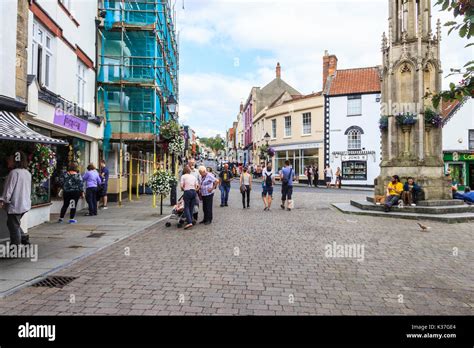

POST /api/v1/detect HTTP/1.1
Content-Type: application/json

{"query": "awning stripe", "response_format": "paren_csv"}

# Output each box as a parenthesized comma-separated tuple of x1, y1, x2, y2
(0, 111, 68, 145)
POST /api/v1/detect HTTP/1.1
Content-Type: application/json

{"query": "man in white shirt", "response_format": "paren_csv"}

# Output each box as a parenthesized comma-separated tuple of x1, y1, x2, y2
(188, 158, 200, 221)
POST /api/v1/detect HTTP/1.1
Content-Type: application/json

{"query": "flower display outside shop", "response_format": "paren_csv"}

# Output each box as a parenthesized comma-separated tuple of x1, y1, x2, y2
(267, 147, 275, 158)
(29, 144, 57, 184)
(395, 112, 417, 126)
(148, 170, 176, 196)
(424, 108, 444, 128)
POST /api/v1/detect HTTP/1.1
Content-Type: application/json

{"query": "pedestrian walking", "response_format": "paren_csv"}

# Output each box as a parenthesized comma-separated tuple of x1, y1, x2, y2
(0, 151, 31, 245)
(280, 160, 295, 211)
(199, 165, 218, 225)
(188, 158, 201, 222)
(313, 165, 319, 187)
(240, 166, 252, 209)
(306, 166, 313, 187)
(261, 162, 275, 211)
(99, 159, 109, 209)
(324, 165, 333, 189)
(180, 165, 199, 230)
(83, 164, 102, 216)
(58, 162, 84, 224)
(219, 163, 233, 207)
(335, 167, 342, 189)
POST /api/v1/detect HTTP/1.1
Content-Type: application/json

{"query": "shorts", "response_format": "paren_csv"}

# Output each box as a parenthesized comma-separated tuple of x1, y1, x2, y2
(99, 185, 108, 197)
(325, 176, 332, 183)
(262, 186, 273, 197)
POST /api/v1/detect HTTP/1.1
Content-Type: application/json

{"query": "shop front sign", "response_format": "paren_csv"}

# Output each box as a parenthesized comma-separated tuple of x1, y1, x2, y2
(342, 155, 368, 161)
(53, 109, 88, 134)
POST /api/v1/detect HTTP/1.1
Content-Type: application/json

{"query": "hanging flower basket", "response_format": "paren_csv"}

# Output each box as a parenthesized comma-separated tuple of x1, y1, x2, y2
(424, 108, 443, 128)
(168, 135, 185, 154)
(379, 115, 389, 131)
(395, 112, 417, 126)
(148, 170, 175, 196)
(29, 144, 57, 184)
(267, 147, 275, 158)
(159, 120, 180, 142)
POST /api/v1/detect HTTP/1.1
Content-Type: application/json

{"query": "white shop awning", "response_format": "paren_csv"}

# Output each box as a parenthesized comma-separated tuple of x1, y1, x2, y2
(0, 111, 68, 145)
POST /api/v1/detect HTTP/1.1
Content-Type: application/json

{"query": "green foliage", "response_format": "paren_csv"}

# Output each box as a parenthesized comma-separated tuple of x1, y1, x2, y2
(200, 135, 225, 152)
(148, 170, 175, 196)
(432, 0, 474, 108)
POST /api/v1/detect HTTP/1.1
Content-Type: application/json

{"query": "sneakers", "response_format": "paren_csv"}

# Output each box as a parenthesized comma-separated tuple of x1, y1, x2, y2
(69, 219, 77, 224)
(411, 204, 416, 207)
(102, 206, 108, 210)
(184, 223, 193, 230)
(286, 208, 291, 211)
(280, 204, 285, 210)
(58, 218, 64, 223)
(220, 204, 224, 207)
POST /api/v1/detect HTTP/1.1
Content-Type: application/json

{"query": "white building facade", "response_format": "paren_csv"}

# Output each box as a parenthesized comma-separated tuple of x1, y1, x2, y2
(325, 62, 382, 187)
(25, 0, 102, 222)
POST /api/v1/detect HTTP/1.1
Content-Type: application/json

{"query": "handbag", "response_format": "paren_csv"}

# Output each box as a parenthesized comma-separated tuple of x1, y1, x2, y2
(240, 184, 247, 193)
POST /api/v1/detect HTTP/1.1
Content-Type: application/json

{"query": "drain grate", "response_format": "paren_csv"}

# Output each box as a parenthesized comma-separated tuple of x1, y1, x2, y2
(31, 276, 77, 288)
(87, 232, 105, 238)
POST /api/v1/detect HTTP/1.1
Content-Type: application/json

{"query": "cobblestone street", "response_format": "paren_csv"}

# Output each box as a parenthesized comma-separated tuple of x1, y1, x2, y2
(0, 187, 472, 316)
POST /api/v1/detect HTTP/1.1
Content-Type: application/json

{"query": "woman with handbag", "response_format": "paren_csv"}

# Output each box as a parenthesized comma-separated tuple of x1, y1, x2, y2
(58, 162, 84, 224)
(240, 166, 252, 209)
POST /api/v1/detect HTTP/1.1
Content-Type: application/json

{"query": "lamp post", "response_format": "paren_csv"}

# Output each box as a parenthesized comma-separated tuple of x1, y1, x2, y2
(264, 132, 271, 162)
(167, 94, 178, 206)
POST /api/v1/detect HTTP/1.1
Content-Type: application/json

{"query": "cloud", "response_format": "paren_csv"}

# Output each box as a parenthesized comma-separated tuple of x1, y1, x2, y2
(177, 0, 472, 137)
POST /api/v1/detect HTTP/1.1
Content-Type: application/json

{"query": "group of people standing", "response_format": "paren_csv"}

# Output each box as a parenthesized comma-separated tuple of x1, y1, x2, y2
(0, 151, 110, 247)
(57, 160, 109, 223)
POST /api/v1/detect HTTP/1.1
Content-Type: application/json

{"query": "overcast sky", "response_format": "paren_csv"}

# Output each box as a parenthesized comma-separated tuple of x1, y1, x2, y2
(175, 0, 472, 138)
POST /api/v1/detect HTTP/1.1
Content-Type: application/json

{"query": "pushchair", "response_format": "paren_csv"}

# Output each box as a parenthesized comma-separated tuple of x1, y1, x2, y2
(165, 194, 198, 228)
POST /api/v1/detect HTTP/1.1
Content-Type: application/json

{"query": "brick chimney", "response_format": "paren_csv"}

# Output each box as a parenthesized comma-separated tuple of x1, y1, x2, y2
(276, 62, 281, 79)
(323, 51, 338, 89)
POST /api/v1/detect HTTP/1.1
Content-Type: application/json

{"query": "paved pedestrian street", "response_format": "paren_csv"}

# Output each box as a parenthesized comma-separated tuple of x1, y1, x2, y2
(0, 187, 472, 316)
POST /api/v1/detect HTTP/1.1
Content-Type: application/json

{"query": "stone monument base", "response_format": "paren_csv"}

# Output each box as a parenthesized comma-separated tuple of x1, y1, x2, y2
(374, 164, 452, 200)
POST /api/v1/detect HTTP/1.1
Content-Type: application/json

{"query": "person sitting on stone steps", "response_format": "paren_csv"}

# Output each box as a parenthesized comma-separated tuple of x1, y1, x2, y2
(384, 175, 403, 212)
(401, 177, 422, 207)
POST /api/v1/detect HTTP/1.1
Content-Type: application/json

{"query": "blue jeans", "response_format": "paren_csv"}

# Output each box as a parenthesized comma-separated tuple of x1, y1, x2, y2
(183, 190, 196, 225)
(220, 184, 230, 205)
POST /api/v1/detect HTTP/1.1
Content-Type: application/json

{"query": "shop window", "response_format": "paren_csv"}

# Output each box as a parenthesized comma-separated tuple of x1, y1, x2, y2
(342, 161, 367, 180)
(347, 95, 362, 116)
(448, 163, 465, 186)
(469, 130, 474, 150)
(302, 112, 311, 135)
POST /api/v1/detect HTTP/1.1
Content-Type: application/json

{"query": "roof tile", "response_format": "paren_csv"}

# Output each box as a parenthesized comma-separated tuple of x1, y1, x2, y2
(328, 67, 381, 96)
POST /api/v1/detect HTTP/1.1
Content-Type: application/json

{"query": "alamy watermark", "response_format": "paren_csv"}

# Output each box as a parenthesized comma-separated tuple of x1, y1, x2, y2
(0, 243, 38, 262)
(325, 242, 365, 262)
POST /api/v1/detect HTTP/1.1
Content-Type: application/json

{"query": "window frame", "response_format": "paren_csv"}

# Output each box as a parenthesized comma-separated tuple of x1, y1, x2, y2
(347, 129, 362, 150)
(32, 20, 54, 89)
(77, 61, 87, 107)
(302, 112, 311, 135)
(284, 115, 292, 137)
(347, 95, 362, 116)
(271, 119, 277, 139)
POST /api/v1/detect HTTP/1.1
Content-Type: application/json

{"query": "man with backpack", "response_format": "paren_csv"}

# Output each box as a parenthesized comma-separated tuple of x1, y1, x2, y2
(261, 162, 275, 211)
(280, 160, 295, 211)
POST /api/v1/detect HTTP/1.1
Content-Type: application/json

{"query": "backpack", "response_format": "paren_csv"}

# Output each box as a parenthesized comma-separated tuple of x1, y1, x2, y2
(63, 173, 82, 192)
(282, 168, 292, 185)
(265, 171, 273, 187)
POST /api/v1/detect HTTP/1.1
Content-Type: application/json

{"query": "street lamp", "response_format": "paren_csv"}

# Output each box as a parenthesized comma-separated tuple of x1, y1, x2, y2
(167, 93, 178, 206)
(167, 94, 178, 117)
(264, 132, 271, 145)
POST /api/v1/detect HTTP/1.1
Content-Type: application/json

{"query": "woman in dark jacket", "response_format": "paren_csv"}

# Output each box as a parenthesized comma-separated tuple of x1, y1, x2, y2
(58, 162, 84, 224)
(402, 177, 422, 206)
